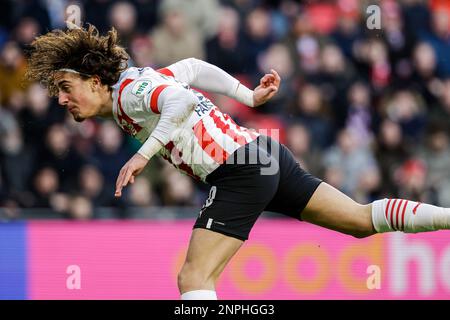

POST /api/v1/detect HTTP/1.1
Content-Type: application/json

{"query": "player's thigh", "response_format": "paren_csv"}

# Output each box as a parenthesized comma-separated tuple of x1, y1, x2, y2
(264, 141, 322, 219)
(182, 228, 244, 280)
(301, 182, 375, 237)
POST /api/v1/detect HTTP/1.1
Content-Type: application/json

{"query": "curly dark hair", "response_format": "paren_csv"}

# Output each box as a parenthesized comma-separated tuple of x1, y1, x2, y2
(26, 25, 129, 96)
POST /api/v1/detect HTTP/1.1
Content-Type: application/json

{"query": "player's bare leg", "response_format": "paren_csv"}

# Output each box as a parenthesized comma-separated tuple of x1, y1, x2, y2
(178, 228, 243, 300)
(302, 182, 450, 237)
(301, 182, 375, 238)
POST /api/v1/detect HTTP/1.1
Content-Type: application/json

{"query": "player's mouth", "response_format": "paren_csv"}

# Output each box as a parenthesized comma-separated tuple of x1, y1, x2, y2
(68, 106, 77, 113)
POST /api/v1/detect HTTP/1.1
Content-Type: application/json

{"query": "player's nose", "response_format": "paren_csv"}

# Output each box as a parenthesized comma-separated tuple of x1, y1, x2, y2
(58, 92, 69, 106)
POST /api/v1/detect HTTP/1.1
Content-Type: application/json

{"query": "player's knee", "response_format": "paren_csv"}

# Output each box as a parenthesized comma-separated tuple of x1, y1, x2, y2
(350, 204, 376, 239)
(177, 263, 215, 292)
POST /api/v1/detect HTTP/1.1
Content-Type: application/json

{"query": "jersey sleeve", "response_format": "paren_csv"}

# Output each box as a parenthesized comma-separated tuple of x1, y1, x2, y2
(156, 58, 254, 107)
(142, 83, 170, 115)
(148, 85, 200, 145)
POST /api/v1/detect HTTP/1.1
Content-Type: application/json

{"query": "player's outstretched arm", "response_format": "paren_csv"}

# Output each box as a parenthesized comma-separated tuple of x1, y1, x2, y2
(163, 58, 241, 97)
(162, 58, 280, 107)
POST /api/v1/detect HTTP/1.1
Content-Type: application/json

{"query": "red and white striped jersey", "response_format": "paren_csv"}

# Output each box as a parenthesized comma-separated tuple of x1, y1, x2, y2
(111, 66, 259, 181)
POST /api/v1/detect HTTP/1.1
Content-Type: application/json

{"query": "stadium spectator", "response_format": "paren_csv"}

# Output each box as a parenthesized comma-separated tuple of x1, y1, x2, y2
(128, 35, 155, 68)
(159, 0, 220, 41)
(395, 158, 430, 202)
(38, 123, 85, 191)
(292, 83, 334, 149)
(108, 1, 138, 48)
(0, 125, 34, 207)
(66, 194, 94, 220)
(31, 166, 62, 209)
(331, 0, 363, 59)
(310, 43, 357, 125)
(367, 39, 392, 92)
(78, 164, 117, 208)
(285, 11, 322, 76)
(0, 41, 29, 106)
(375, 119, 412, 197)
(381, 0, 417, 81)
(381, 89, 427, 141)
(162, 167, 200, 207)
(420, 6, 450, 77)
(206, 6, 248, 75)
(429, 77, 450, 128)
(151, 5, 205, 66)
(19, 0, 52, 32)
(344, 81, 374, 146)
(323, 128, 379, 198)
(90, 121, 133, 195)
(243, 7, 274, 75)
(128, 176, 157, 207)
(410, 41, 440, 105)
(285, 123, 322, 177)
(12, 17, 41, 51)
(19, 83, 65, 153)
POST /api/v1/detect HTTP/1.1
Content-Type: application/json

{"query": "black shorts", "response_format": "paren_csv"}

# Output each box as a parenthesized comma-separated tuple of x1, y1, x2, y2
(194, 135, 322, 241)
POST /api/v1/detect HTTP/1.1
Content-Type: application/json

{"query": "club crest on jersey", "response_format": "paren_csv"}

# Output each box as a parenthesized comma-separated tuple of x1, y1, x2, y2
(131, 79, 152, 96)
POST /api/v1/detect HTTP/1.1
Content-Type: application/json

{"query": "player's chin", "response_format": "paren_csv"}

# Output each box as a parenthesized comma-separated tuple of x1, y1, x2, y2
(73, 113, 86, 122)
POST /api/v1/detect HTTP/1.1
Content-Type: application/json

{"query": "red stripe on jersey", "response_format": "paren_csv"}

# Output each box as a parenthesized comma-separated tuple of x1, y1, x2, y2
(118, 78, 143, 134)
(209, 109, 247, 146)
(149, 85, 170, 114)
(193, 119, 229, 164)
(400, 200, 409, 231)
(395, 199, 404, 231)
(221, 112, 258, 141)
(157, 68, 174, 77)
(163, 141, 201, 181)
(390, 199, 398, 231)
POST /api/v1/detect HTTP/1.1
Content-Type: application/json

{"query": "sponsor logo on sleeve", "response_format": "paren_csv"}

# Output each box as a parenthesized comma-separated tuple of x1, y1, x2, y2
(131, 79, 152, 96)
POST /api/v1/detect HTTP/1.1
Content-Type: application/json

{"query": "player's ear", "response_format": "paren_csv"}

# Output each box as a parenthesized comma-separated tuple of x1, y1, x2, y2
(90, 75, 102, 91)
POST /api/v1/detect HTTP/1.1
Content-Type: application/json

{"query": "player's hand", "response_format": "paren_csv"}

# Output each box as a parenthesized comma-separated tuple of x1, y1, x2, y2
(253, 69, 281, 107)
(115, 153, 148, 197)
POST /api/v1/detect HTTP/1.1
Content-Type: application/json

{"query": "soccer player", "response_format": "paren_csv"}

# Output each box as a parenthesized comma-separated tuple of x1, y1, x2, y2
(27, 26, 450, 300)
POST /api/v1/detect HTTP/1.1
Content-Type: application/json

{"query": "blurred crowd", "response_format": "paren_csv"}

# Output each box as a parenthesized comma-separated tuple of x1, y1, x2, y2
(1, 0, 450, 220)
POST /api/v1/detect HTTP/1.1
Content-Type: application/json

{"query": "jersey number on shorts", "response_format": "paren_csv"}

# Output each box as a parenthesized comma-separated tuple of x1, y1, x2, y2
(199, 186, 217, 217)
